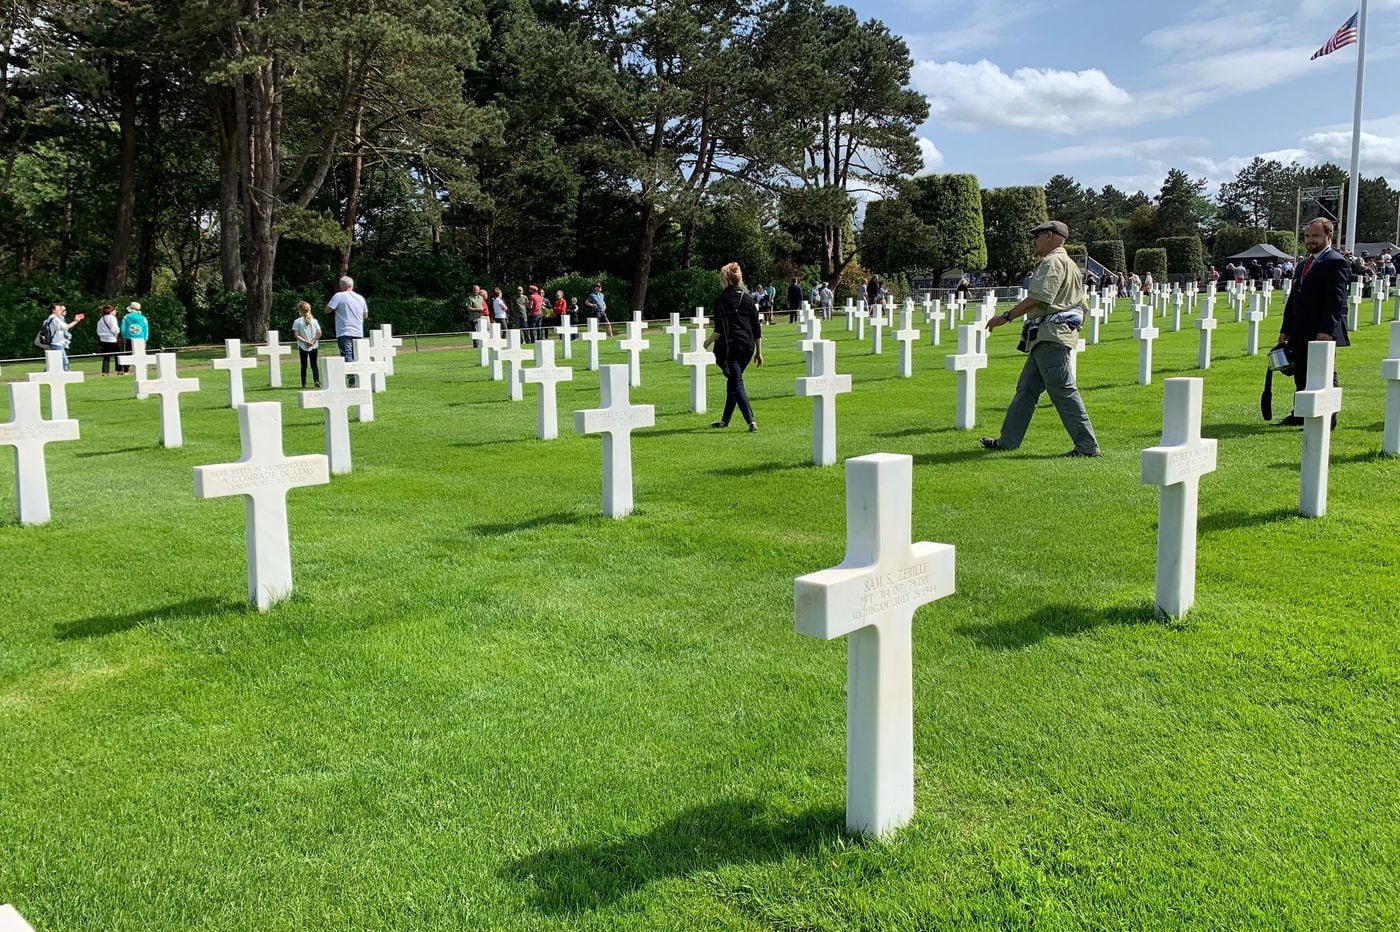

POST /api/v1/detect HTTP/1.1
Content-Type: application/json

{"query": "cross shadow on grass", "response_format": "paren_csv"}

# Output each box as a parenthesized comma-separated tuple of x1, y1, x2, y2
(710, 459, 804, 477)
(55, 596, 247, 640)
(876, 425, 960, 439)
(502, 798, 847, 915)
(469, 510, 597, 536)
(1202, 422, 1273, 441)
(955, 600, 1160, 650)
(73, 445, 153, 458)
(1198, 507, 1295, 535)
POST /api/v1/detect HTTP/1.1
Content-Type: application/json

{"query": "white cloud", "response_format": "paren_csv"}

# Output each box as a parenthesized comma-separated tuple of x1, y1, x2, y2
(898, 0, 1044, 58)
(913, 60, 1136, 134)
(1026, 137, 1204, 165)
(916, 137, 945, 174)
(1291, 131, 1400, 176)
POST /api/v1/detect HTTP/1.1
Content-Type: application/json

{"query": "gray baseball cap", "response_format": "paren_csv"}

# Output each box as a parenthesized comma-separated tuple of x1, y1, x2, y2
(1031, 220, 1069, 238)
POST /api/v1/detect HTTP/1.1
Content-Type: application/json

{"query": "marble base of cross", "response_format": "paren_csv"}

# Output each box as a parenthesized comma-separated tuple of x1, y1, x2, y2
(212, 339, 257, 407)
(1295, 341, 1342, 518)
(796, 340, 852, 466)
(619, 321, 650, 388)
(298, 356, 371, 474)
(256, 330, 292, 387)
(1, 381, 80, 524)
(794, 453, 955, 836)
(118, 337, 155, 380)
(663, 313, 687, 361)
(193, 402, 329, 610)
(574, 365, 655, 518)
(496, 329, 532, 402)
(1245, 309, 1264, 355)
(556, 315, 578, 359)
(136, 353, 201, 448)
(1384, 323, 1400, 456)
(1141, 378, 1217, 618)
(27, 350, 84, 420)
(679, 329, 715, 414)
(521, 340, 574, 439)
(945, 325, 988, 430)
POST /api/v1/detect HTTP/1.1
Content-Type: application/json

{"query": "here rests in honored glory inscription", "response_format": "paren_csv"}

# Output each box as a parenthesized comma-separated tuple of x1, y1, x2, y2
(199, 461, 324, 497)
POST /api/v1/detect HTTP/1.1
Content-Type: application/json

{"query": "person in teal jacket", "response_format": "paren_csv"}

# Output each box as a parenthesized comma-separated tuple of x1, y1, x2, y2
(121, 301, 149, 343)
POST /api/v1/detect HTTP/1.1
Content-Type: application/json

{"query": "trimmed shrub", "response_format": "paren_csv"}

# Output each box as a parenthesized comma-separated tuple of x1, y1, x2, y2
(646, 268, 723, 319)
(1133, 247, 1168, 281)
(1089, 239, 1126, 276)
(981, 186, 1048, 284)
(1266, 230, 1299, 257)
(1064, 243, 1087, 258)
(1157, 236, 1205, 278)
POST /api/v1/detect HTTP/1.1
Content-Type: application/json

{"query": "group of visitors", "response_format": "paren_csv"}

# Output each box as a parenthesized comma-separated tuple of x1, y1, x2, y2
(463, 282, 613, 340)
(37, 300, 149, 373)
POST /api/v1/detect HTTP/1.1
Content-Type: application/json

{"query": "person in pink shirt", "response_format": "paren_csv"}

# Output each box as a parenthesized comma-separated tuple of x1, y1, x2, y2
(527, 284, 545, 343)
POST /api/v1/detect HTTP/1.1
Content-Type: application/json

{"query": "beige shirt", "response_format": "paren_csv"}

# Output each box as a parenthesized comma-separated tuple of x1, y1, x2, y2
(1026, 246, 1086, 349)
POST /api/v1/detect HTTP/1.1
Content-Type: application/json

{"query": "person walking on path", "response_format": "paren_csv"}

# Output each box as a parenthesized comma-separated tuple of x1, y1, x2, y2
(326, 275, 368, 364)
(705, 262, 764, 432)
(1275, 217, 1350, 426)
(979, 220, 1101, 458)
(96, 304, 124, 375)
(292, 301, 323, 389)
(41, 302, 85, 370)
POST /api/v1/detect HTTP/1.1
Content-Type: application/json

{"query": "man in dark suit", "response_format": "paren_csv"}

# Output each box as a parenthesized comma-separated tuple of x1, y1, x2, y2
(1277, 217, 1350, 425)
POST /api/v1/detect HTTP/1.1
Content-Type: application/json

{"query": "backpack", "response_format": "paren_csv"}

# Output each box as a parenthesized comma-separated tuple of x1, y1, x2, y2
(34, 317, 54, 349)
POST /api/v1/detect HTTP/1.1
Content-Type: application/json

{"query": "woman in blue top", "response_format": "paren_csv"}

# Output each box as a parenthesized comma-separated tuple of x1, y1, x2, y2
(121, 301, 150, 343)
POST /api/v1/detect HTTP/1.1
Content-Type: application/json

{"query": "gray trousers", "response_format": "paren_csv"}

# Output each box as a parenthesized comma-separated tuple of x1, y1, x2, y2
(996, 342, 1099, 453)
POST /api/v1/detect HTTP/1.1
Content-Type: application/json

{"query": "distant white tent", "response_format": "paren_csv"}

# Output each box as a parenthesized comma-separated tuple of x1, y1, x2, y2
(1226, 244, 1293, 263)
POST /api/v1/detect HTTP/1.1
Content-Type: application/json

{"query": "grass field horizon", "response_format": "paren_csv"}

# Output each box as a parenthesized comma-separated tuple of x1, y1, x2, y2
(2, 296, 1397, 930)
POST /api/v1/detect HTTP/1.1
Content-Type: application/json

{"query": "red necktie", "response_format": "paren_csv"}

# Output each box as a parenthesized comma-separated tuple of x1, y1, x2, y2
(1299, 256, 1315, 281)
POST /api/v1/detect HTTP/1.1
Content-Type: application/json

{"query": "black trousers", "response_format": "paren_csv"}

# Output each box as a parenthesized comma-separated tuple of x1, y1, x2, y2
(100, 340, 124, 373)
(300, 347, 320, 386)
(718, 348, 755, 426)
(1290, 340, 1340, 394)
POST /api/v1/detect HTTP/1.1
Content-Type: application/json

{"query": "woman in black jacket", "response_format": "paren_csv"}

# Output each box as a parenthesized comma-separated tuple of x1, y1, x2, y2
(705, 262, 764, 431)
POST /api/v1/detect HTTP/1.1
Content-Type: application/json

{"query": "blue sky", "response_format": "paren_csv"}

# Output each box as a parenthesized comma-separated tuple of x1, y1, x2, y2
(848, 0, 1400, 196)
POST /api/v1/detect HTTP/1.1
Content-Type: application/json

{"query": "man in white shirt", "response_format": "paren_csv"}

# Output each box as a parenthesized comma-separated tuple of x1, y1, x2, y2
(326, 275, 368, 363)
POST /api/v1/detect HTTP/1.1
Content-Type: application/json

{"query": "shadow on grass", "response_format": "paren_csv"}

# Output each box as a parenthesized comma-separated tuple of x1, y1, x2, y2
(450, 436, 530, 449)
(1198, 507, 1295, 535)
(710, 459, 803, 477)
(955, 601, 1160, 650)
(875, 425, 960, 439)
(503, 798, 847, 915)
(56, 596, 246, 640)
(1202, 422, 1274, 441)
(73, 445, 153, 458)
(470, 510, 595, 536)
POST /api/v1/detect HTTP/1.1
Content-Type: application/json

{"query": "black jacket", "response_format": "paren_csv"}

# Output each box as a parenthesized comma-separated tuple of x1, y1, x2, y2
(714, 286, 761, 358)
(786, 282, 803, 311)
(1280, 246, 1350, 348)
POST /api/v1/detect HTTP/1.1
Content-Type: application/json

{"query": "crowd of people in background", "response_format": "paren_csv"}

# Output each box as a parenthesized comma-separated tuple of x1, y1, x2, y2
(37, 300, 148, 374)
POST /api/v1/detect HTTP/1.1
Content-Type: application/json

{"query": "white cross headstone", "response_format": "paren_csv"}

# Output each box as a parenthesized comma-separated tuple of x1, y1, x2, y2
(1134, 309, 1160, 386)
(474, 320, 501, 368)
(1196, 302, 1217, 370)
(573, 365, 655, 518)
(1384, 322, 1400, 456)
(1245, 307, 1265, 355)
(579, 317, 607, 372)
(662, 313, 687, 361)
(0, 905, 35, 932)
(555, 314, 578, 360)
(297, 356, 370, 474)
(193, 402, 329, 610)
(945, 324, 988, 430)
(679, 328, 715, 414)
(212, 339, 257, 407)
(844, 298, 856, 331)
(1233, 291, 1245, 324)
(894, 314, 919, 378)
(256, 330, 291, 387)
(1086, 303, 1104, 346)
(343, 338, 384, 422)
(378, 324, 403, 376)
(1068, 337, 1087, 384)
(618, 320, 650, 388)
(799, 317, 824, 373)
(632, 310, 649, 332)
(118, 337, 155, 380)
(0, 381, 79, 525)
(365, 331, 391, 392)
(1295, 341, 1342, 518)
(794, 452, 956, 837)
(927, 299, 945, 346)
(1282, 278, 1292, 298)
(136, 353, 200, 449)
(854, 303, 869, 340)
(796, 339, 852, 466)
(521, 340, 573, 440)
(1141, 378, 1217, 618)
(27, 350, 84, 420)
(869, 309, 888, 355)
(1348, 290, 1362, 332)
(1171, 292, 1183, 332)
(1374, 293, 1385, 327)
(496, 329, 532, 402)
(692, 306, 709, 333)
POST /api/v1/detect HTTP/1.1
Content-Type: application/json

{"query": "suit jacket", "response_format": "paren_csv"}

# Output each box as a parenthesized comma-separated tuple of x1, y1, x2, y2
(1280, 246, 1350, 348)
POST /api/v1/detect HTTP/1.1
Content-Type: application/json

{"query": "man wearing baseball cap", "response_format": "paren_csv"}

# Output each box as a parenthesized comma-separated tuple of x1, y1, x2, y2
(979, 219, 1101, 457)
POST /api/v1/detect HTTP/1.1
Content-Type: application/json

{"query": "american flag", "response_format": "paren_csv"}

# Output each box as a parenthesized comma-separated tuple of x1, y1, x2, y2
(1311, 12, 1359, 60)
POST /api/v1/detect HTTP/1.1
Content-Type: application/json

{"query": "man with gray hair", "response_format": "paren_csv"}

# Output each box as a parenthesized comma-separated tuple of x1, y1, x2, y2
(979, 219, 1101, 457)
(326, 275, 369, 365)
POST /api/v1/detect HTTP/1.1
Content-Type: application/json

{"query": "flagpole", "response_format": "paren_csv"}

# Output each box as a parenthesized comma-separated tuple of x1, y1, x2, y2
(1345, 0, 1369, 252)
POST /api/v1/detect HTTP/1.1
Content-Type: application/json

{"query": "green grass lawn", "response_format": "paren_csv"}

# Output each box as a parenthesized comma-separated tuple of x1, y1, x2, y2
(1, 297, 1397, 930)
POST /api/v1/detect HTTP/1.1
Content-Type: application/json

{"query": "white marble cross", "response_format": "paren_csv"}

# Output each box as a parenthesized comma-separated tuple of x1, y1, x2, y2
(1141, 378, 1217, 618)
(945, 324, 988, 429)
(796, 339, 852, 466)
(1348, 291, 1362, 332)
(894, 313, 919, 378)
(297, 356, 370, 474)
(692, 306, 709, 332)
(927, 300, 945, 346)
(212, 339, 258, 407)
(378, 324, 403, 376)
(1196, 303, 1217, 370)
(799, 318, 824, 373)
(193, 402, 329, 610)
(0, 381, 79, 525)
(1384, 323, 1400, 456)
(1245, 306, 1265, 355)
(0, 905, 35, 932)
(845, 298, 856, 331)
(343, 338, 385, 421)
(1374, 293, 1386, 327)
(573, 365, 655, 518)
(618, 320, 650, 388)
(521, 339, 573, 439)
(474, 320, 501, 368)
(579, 318, 607, 371)
(853, 303, 870, 340)
(869, 309, 888, 355)
(27, 350, 84, 420)
(1134, 308, 1160, 386)
(256, 330, 291, 387)
(1295, 341, 1342, 518)
(496, 329, 532, 402)
(556, 314, 578, 360)
(136, 353, 200, 449)
(631, 310, 649, 331)
(662, 312, 687, 361)
(1170, 292, 1183, 332)
(1068, 337, 1087, 384)
(679, 328, 715, 414)
(794, 452, 956, 837)
(118, 337, 155, 380)
(365, 331, 391, 391)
